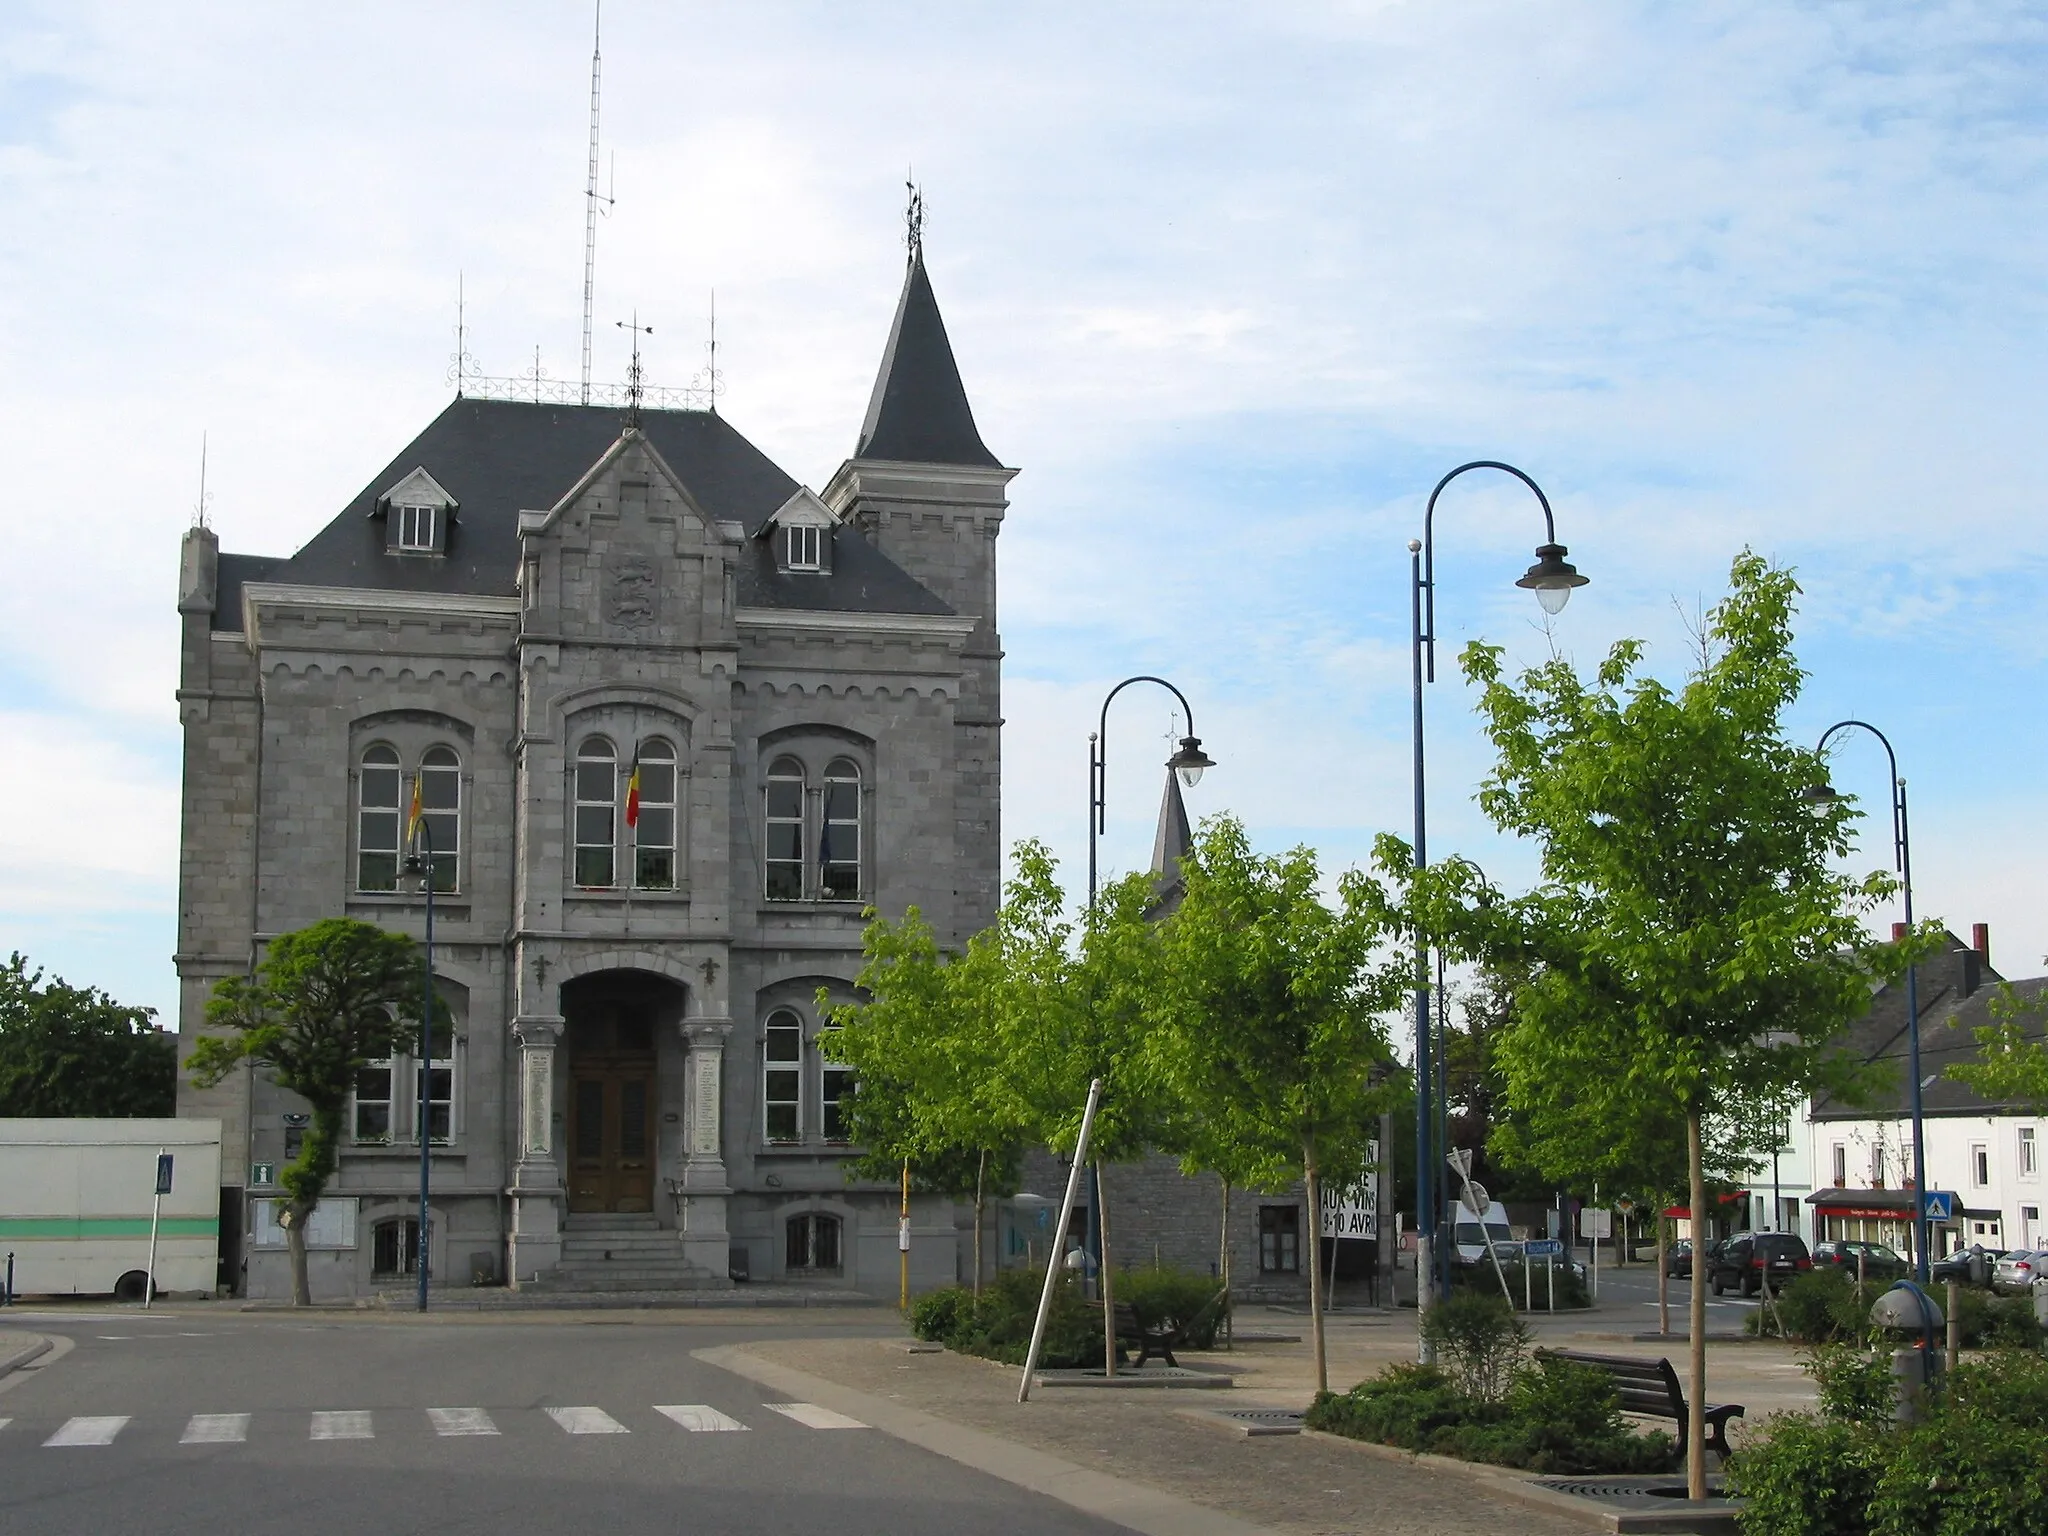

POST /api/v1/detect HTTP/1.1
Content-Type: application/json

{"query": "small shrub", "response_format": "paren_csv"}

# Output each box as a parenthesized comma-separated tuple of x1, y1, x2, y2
(910, 1267, 1101, 1368)
(1751, 1267, 1874, 1344)
(1422, 1291, 1530, 1402)
(909, 1286, 969, 1343)
(1953, 1289, 2046, 1351)
(1306, 1357, 1676, 1475)
(1727, 1413, 1884, 1536)
(1948, 1348, 2048, 1426)
(1869, 1415, 2048, 1536)
(1115, 1265, 1230, 1349)
(1803, 1344, 1896, 1425)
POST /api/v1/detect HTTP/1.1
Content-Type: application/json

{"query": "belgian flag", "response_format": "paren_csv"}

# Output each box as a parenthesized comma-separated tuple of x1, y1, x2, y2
(624, 747, 643, 829)
(406, 772, 424, 846)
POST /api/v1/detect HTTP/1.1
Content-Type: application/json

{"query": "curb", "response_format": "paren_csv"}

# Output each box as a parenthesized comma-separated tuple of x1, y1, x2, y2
(695, 1343, 1271, 1536)
(0, 1330, 51, 1380)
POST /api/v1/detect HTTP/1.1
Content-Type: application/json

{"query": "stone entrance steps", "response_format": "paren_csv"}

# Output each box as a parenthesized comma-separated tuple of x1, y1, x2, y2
(537, 1214, 725, 1292)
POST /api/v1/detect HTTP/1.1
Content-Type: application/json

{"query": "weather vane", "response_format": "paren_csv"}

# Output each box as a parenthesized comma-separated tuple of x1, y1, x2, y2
(616, 313, 652, 425)
(691, 289, 725, 413)
(447, 272, 480, 393)
(905, 177, 924, 263)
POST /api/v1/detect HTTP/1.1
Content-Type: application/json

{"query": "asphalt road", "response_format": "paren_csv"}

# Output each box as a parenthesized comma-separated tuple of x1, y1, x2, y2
(0, 1309, 1123, 1536)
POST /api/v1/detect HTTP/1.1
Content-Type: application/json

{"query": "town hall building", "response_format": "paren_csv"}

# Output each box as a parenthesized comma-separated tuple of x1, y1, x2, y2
(174, 246, 1012, 1300)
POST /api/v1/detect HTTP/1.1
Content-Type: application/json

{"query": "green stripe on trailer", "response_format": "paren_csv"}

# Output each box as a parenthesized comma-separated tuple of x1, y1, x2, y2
(0, 1217, 220, 1239)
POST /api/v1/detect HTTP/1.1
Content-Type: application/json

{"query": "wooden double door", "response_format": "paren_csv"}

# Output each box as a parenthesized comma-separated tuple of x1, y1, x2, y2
(567, 1007, 658, 1214)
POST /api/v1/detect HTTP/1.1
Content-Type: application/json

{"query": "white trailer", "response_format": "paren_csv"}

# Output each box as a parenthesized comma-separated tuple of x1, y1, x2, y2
(0, 1120, 222, 1299)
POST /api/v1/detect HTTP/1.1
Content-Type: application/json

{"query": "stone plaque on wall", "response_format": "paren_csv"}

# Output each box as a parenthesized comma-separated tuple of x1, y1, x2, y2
(523, 1046, 553, 1157)
(691, 1049, 721, 1158)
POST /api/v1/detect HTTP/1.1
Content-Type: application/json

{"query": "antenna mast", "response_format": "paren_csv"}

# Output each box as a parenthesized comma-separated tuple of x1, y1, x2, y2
(580, 2, 610, 405)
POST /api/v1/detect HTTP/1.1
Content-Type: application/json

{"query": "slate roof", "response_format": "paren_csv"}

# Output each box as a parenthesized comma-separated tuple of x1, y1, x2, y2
(1809, 935, 2047, 1120)
(1145, 767, 1193, 918)
(212, 397, 950, 629)
(855, 254, 1000, 469)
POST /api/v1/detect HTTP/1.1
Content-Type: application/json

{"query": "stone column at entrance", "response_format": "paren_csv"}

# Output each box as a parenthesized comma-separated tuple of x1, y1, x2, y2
(508, 1014, 565, 1286)
(677, 1018, 733, 1278)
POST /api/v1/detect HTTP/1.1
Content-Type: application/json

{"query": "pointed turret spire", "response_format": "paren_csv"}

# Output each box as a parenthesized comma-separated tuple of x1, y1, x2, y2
(856, 232, 1000, 468)
(1147, 767, 1194, 916)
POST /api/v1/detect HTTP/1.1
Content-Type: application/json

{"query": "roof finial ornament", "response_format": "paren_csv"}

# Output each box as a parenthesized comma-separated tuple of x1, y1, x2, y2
(616, 312, 652, 428)
(193, 431, 212, 530)
(447, 272, 480, 395)
(905, 175, 924, 265)
(526, 344, 550, 403)
(691, 288, 725, 414)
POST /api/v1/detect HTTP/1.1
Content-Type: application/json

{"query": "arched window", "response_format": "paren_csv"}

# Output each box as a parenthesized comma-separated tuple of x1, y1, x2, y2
(418, 746, 461, 893)
(786, 1212, 841, 1272)
(574, 737, 617, 888)
(820, 1026, 853, 1143)
(764, 1009, 802, 1142)
(764, 757, 805, 901)
(631, 739, 677, 890)
(820, 758, 862, 900)
(358, 745, 402, 891)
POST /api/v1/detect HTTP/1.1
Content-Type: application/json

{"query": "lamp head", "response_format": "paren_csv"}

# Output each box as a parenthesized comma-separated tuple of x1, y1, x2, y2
(1517, 543, 1589, 615)
(1167, 735, 1214, 789)
(1802, 782, 1842, 816)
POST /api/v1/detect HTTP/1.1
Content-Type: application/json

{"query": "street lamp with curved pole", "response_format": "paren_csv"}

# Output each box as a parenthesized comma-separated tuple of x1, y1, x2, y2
(1803, 720, 1927, 1282)
(1088, 675, 1214, 908)
(1081, 675, 1214, 1358)
(1409, 463, 1587, 1343)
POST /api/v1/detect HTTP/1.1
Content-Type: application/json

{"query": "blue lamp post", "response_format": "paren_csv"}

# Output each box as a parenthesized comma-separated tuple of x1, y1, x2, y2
(1409, 462, 1588, 1328)
(1804, 720, 1927, 1282)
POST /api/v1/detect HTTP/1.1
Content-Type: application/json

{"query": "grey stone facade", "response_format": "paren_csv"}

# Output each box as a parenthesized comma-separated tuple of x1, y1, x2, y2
(174, 252, 1010, 1301)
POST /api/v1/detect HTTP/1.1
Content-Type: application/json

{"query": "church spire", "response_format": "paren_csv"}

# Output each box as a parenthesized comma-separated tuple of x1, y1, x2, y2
(1147, 767, 1194, 915)
(855, 193, 999, 468)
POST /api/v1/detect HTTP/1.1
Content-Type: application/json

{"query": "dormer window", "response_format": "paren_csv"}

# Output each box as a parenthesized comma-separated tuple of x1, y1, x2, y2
(394, 504, 439, 552)
(374, 466, 457, 557)
(785, 525, 823, 572)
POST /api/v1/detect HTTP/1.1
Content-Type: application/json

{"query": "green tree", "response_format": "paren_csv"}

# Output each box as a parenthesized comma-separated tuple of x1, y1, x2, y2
(1153, 814, 1403, 1391)
(187, 918, 435, 1306)
(1404, 553, 1915, 1499)
(1947, 979, 2048, 1109)
(0, 953, 173, 1117)
(822, 903, 1024, 1295)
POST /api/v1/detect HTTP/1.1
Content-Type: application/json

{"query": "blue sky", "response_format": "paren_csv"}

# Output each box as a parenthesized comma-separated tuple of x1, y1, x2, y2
(3, 2, 2046, 1027)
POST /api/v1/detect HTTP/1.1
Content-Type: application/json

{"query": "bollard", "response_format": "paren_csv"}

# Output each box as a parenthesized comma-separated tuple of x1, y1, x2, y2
(1946, 1279, 1960, 1376)
(4, 1250, 11, 1306)
(1871, 1282, 1946, 1425)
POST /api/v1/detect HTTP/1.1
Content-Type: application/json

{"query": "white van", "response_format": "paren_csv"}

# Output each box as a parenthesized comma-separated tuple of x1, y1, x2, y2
(1445, 1199, 1515, 1266)
(0, 1119, 222, 1299)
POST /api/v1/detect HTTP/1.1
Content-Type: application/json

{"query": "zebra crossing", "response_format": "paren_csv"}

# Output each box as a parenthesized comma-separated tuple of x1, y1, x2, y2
(7, 1402, 867, 1449)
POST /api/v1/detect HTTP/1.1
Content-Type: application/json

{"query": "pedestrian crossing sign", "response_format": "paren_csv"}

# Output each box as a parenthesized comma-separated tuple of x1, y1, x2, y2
(1922, 1191, 1956, 1221)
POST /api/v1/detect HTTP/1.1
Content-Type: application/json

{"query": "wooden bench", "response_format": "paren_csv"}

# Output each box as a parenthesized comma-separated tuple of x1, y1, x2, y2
(1105, 1287, 1229, 1369)
(1534, 1348, 1744, 1461)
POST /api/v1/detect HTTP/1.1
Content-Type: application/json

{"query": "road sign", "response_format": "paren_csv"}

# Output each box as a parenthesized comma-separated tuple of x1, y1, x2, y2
(1578, 1208, 1612, 1239)
(155, 1154, 174, 1196)
(251, 1163, 276, 1187)
(1446, 1147, 1474, 1179)
(1525, 1238, 1564, 1259)
(1922, 1191, 1956, 1221)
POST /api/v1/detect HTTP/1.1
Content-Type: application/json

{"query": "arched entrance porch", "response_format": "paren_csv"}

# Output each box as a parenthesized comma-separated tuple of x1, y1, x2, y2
(560, 970, 687, 1215)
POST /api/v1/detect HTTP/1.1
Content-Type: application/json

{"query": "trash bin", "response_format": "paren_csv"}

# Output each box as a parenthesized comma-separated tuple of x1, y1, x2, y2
(1871, 1282, 1946, 1425)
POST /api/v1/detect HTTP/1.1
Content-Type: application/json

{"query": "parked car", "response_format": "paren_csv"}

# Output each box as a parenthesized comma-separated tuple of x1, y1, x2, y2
(1666, 1237, 1724, 1280)
(1811, 1240, 1910, 1282)
(1709, 1232, 1813, 1296)
(1930, 1245, 2003, 1286)
(1991, 1250, 2045, 1294)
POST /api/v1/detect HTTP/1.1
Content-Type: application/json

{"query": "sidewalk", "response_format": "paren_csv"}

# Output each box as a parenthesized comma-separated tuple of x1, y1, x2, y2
(710, 1304, 1816, 1536)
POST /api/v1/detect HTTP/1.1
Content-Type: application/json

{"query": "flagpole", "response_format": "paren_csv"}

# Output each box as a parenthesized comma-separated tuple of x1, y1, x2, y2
(403, 773, 434, 1314)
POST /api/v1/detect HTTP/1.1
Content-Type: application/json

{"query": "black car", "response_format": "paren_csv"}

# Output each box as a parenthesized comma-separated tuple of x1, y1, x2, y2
(1811, 1239, 1910, 1282)
(1666, 1237, 1711, 1279)
(1709, 1232, 1813, 1296)
(1930, 1245, 2002, 1286)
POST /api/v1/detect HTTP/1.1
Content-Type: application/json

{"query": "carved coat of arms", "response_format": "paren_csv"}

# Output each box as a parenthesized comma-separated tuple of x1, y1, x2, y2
(609, 554, 658, 630)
